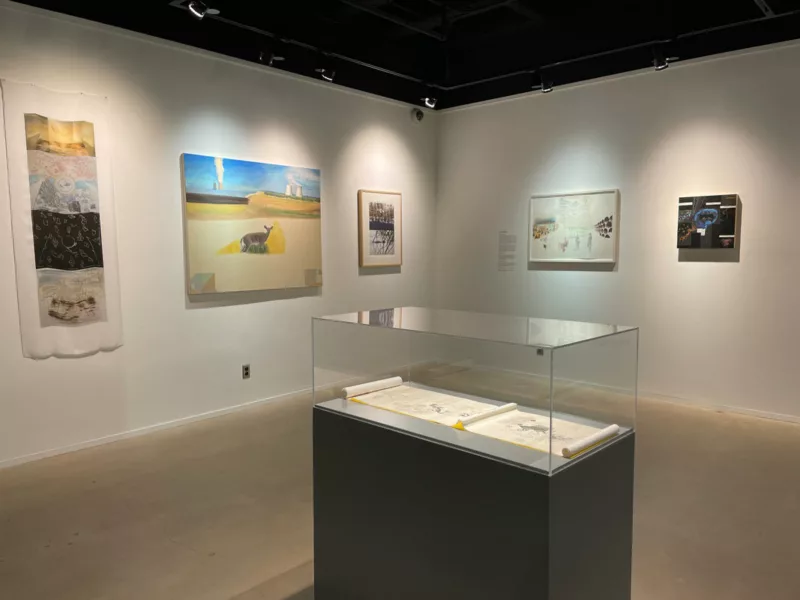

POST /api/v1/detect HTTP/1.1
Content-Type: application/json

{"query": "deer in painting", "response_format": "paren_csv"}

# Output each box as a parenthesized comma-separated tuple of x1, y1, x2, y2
(240, 225, 274, 254)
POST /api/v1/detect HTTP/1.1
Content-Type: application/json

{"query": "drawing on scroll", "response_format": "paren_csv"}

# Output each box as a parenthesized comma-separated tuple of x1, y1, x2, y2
(459, 410, 604, 453)
(351, 384, 496, 427)
(347, 378, 620, 457)
(2, 81, 123, 358)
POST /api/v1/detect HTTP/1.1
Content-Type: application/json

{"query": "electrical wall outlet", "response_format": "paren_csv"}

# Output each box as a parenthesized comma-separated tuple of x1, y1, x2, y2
(242, 364, 251, 380)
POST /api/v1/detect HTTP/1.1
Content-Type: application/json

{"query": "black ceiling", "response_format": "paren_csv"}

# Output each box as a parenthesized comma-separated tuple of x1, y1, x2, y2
(13, 0, 800, 108)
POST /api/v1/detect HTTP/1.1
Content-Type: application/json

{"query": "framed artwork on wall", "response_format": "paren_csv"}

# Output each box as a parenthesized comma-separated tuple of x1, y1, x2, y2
(529, 189, 619, 264)
(358, 190, 402, 268)
(677, 194, 740, 249)
(181, 153, 322, 294)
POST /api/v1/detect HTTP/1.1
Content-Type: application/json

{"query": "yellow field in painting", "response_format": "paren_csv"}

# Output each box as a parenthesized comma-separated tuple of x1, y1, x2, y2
(186, 193, 321, 221)
(187, 218, 321, 292)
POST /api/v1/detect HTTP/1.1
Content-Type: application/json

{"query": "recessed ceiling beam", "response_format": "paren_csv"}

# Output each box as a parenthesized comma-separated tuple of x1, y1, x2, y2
(168, 0, 800, 104)
(752, 0, 776, 17)
(170, 0, 427, 84)
(450, 0, 517, 22)
(338, 0, 447, 41)
(423, 0, 542, 24)
(505, 1, 544, 23)
(439, 6, 800, 91)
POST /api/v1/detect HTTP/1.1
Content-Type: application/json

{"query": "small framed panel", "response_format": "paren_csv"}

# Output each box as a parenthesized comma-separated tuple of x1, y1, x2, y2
(358, 190, 402, 268)
(677, 194, 740, 249)
(529, 190, 619, 264)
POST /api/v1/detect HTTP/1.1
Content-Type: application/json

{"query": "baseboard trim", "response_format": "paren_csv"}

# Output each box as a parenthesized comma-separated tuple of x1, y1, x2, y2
(464, 362, 800, 426)
(3, 377, 797, 472)
(640, 390, 800, 426)
(0, 388, 310, 471)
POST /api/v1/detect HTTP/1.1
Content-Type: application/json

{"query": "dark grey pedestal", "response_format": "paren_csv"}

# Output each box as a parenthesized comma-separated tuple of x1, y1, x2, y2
(313, 405, 635, 600)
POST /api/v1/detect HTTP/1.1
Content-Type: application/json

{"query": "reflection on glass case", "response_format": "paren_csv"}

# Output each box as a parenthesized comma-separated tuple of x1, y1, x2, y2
(313, 307, 638, 475)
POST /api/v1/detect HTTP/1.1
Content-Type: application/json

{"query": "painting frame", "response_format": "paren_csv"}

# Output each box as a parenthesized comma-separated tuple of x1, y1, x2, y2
(358, 189, 402, 268)
(528, 189, 620, 264)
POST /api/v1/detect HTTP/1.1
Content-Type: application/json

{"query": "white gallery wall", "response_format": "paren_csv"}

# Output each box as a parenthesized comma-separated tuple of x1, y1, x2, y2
(434, 44, 800, 419)
(3, 2, 800, 467)
(0, 2, 438, 465)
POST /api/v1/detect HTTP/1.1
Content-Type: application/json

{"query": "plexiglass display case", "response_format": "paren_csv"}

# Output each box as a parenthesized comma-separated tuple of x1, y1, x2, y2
(313, 307, 638, 475)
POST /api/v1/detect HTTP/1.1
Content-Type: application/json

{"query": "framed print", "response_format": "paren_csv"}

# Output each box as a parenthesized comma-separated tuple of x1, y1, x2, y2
(358, 190, 402, 268)
(529, 189, 619, 264)
(677, 194, 740, 249)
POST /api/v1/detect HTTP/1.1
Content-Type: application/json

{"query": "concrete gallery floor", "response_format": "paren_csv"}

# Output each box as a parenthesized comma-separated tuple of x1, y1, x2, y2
(1, 394, 799, 600)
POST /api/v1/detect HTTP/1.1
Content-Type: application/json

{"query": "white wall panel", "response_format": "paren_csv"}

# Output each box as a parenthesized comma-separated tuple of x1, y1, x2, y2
(0, 2, 437, 464)
(434, 45, 800, 418)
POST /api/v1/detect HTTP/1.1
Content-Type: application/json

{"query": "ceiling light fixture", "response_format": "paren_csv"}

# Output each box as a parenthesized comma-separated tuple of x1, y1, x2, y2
(420, 86, 438, 109)
(187, 1, 219, 20)
(532, 72, 553, 94)
(653, 46, 670, 71)
(259, 48, 286, 67)
(422, 96, 438, 109)
(317, 68, 336, 82)
(315, 56, 336, 82)
(188, 1, 207, 20)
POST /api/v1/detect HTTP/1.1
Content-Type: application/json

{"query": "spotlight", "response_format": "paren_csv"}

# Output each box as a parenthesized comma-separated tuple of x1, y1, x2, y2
(259, 48, 286, 67)
(653, 46, 670, 71)
(188, 1, 207, 20)
(420, 85, 438, 108)
(187, 1, 218, 19)
(317, 68, 336, 82)
(533, 72, 553, 94)
(315, 56, 336, 82)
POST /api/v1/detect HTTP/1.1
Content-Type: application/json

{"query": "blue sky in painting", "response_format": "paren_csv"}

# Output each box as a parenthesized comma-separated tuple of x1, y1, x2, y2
(183, 153, 320, 198)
